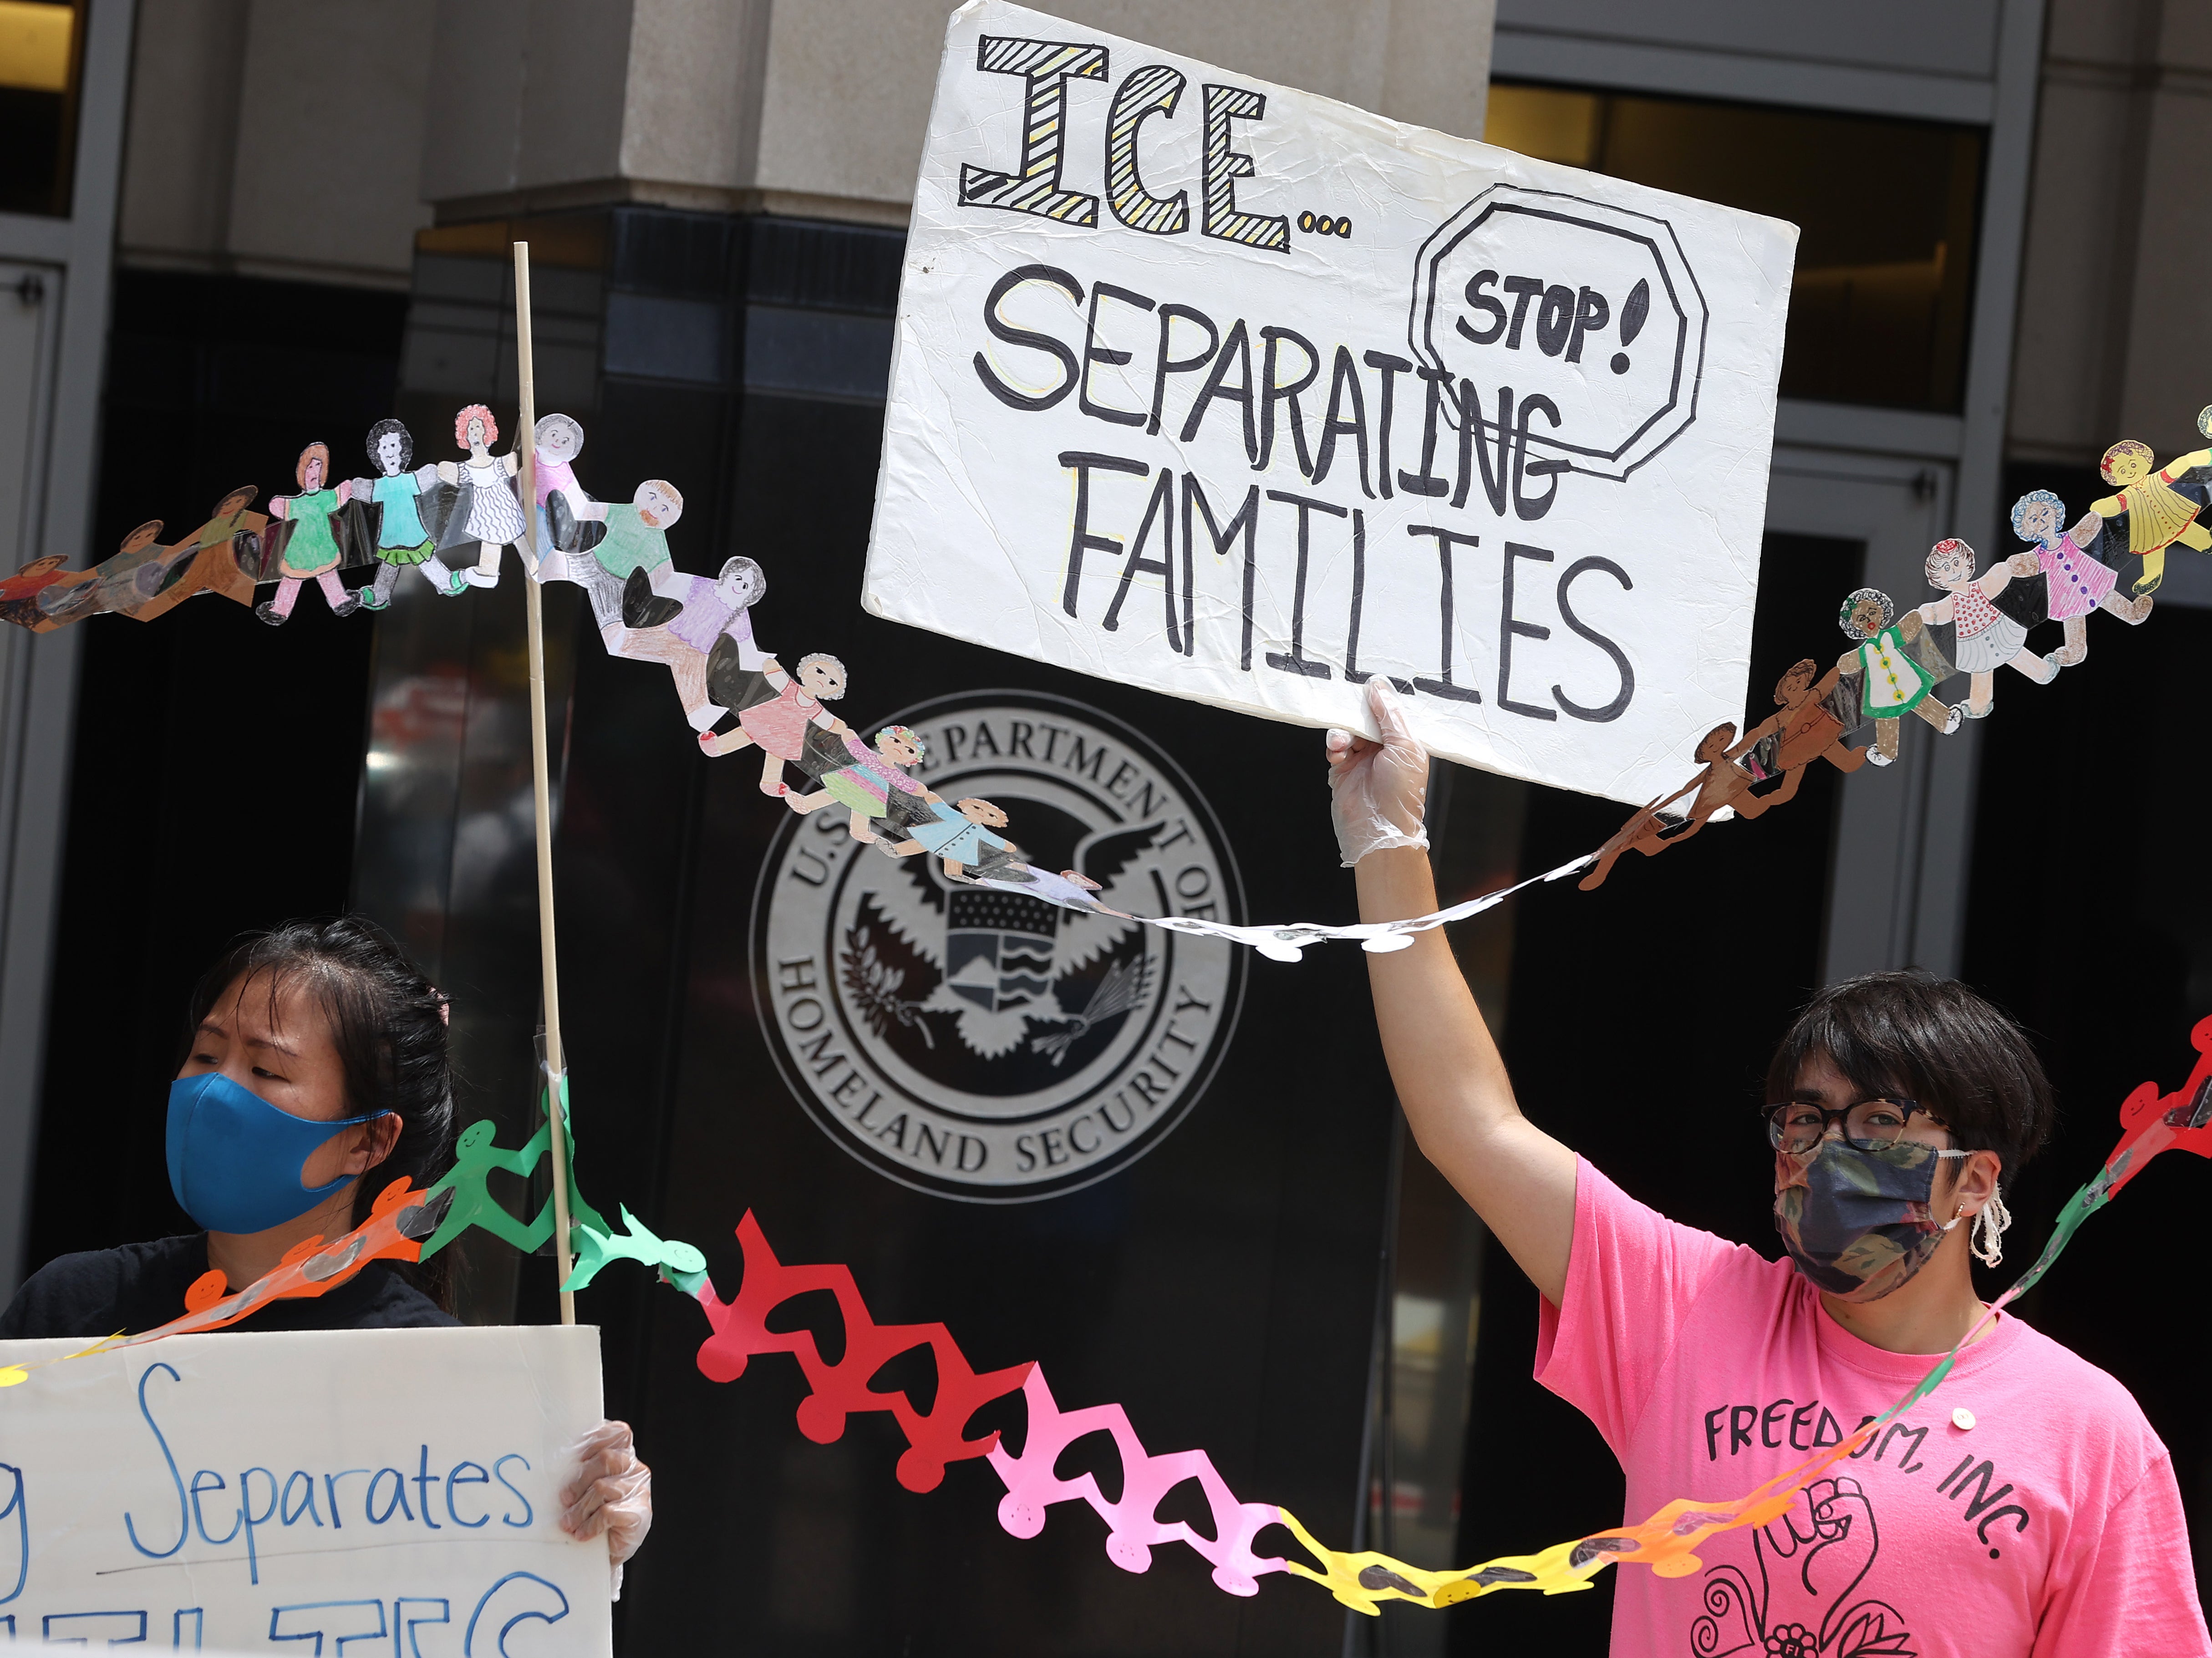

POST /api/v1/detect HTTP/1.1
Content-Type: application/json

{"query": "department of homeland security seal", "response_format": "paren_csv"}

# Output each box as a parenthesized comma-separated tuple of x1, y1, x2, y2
(751, 690, 1245, 1201)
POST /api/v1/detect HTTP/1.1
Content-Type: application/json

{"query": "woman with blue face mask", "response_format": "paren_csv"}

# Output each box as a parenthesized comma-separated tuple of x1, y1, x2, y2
(0, 918, 656, 1593)
(1323, 681, 2208, 1658)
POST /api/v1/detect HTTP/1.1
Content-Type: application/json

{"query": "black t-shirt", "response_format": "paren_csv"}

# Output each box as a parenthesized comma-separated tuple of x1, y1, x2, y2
(0, 1235, 459, 1340)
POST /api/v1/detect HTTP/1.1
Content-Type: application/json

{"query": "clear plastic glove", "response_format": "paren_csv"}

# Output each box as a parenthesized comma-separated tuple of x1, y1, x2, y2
(560, 1419, 653, 1600)
(1323, 678, 1430, 867)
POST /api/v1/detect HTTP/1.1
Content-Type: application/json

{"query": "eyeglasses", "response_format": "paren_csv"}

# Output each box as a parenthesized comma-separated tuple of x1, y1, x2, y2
(1762, 1097, 1949, 1154)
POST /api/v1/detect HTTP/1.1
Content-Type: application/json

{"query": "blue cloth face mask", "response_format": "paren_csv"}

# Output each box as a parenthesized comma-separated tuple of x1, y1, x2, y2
(166, 1072, 392, 1235)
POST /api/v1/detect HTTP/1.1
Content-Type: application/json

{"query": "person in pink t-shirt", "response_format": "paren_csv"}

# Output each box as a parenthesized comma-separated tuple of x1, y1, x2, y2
(1322, 677, 2208, 1658)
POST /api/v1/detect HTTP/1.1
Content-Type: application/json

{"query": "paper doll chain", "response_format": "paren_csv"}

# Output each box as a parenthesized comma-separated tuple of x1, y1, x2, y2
(5, 400, 2190, 953)
(15, 1017, 2202, 1622)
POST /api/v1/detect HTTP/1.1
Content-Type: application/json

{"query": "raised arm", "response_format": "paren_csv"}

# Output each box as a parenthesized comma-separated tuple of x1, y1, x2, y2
(1327, 679, 1577, 1304)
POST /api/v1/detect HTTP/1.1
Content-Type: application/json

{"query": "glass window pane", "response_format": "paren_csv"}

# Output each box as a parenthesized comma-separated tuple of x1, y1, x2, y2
(1485, 82, 1986, 412)
(0, 0, 80, 218)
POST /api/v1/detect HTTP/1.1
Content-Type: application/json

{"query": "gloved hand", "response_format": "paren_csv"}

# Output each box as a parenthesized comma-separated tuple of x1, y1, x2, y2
(1324, 678, 1431, 868)
(560, 1419, 653, 1599)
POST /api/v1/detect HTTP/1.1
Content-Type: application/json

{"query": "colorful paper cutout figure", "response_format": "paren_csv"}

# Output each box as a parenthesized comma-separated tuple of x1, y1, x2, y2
(1730, 657, 1868, 805)
(417, 1117, 559, 1258)
(787, 723, 930, 843)
(702, 652, 852, 788)
(258, 443, 357, 625)
(434, 403, 529, 589)
(563, 1205, 707, 1294)
(0, 555, 85, 631)
(529, 412, 595, 559)
(2009, 488, 2146, 667)
(126, 486, 263, 619)
(1578, 722, 1755, 890)
(987, 1364, 1287, 1595)
(2076, 430, 2212, 597)
(1836, 587, 1958, 764)
(1915, 538, 2056, 718)
(1580, 657, 1874, 891)
(88, 521, 188, 622)
(605, 557, 767, 734)
(886, 795, 1017, 878)
(692, 1210, 1033, 1494)
(564, 479, 686, 632)
(353, 419, 463, 606)
(93, 1177, 450, 1349)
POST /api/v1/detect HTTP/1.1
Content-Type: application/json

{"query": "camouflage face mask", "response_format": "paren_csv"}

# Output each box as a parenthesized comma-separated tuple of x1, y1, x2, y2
(1772, 1138, 1968, 1302)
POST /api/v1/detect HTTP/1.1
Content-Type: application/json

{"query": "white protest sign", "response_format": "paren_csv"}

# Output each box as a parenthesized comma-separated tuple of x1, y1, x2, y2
(0, 1326, 610, 1654)
(865, 0, 1798, 805)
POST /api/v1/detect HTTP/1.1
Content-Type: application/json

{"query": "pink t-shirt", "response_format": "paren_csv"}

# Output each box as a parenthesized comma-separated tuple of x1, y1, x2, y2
(1538, 1159, 2207, 1657)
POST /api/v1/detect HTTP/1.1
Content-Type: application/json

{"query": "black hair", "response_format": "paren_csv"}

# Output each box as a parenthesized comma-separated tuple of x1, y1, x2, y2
(1765, 969, 2054, 1178)
(365, 417, 413, 472)
(183, 916, 455, 1308)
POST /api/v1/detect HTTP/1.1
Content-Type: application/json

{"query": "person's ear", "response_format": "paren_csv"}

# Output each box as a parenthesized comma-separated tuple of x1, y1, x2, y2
(353, 1115, 403, 1175)
(1948, 1149, 2001, 1216)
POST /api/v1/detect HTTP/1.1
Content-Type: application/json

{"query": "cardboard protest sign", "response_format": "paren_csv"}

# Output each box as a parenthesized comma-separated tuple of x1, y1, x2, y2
(0, 1325, 610, 1653)
(865, 0, 1798, 805)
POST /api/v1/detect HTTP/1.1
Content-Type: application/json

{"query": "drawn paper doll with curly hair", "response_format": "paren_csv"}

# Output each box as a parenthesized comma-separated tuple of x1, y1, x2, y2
(353, 418, 463, 606)
(787, 723, 931, 843)
(1835, 586, 1958, 765)
(2074, 431, 2211, 597)
(1915, 537, 2056, 718)
(2009, 487, 2147, 667)
(434, 403, 528, 589)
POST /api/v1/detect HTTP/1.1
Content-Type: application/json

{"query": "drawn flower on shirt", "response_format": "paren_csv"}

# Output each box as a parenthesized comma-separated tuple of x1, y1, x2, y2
(1691, 1478, 1916, 1658)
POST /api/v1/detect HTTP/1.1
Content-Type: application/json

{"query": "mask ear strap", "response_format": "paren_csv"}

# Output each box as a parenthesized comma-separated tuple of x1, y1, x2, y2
(1936, 1149, 1971, 1232)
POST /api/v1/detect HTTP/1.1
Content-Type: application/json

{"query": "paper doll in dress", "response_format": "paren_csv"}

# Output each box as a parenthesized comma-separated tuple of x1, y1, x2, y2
(1835, 586, 1959, 765)
(353, 419, 464, 607)
(1914, 537, 2057, 718)
(2074, 435, 2211, 597)
(257, 442, 358, 625)
(785, 723, 931, 844)
(612, 556, 766, 733)
(882, 796, 1016, 879)
(433, 403, 529, 589)
(2009, 488, 2148, 667)
(702, 652, 851, 796)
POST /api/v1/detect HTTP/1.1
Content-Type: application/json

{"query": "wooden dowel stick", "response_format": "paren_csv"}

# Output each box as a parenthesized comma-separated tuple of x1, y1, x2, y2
(513, 239, 577, 1326)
